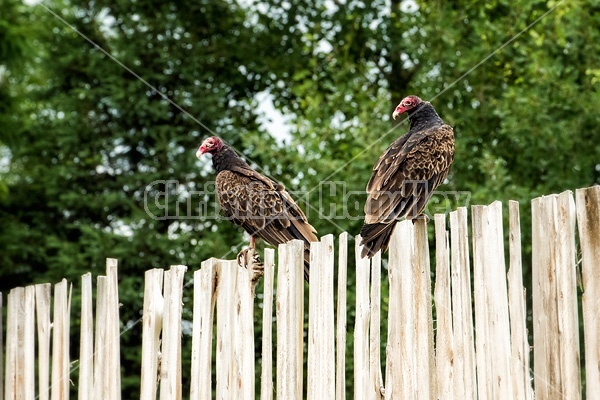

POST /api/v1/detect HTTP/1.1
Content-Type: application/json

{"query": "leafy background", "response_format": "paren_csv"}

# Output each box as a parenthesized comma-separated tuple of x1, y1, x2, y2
(1, 0, 598, 397)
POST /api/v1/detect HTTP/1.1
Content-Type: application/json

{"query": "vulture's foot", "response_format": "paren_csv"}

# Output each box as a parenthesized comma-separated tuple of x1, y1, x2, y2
(237, 247, 264, 294)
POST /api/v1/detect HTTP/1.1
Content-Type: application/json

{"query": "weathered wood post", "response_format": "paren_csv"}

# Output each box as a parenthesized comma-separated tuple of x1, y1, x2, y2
(532, 191, 581, 399)
(576, 186, 600, 400)
(472, 202, 513, 399)
(276, 240, 305, 400)
(307, 235, 335, 399)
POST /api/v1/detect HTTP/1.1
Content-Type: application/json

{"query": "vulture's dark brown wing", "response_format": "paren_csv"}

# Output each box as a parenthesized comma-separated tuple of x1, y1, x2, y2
(364, 124, 454, 224)
(216, 168, 318, 278)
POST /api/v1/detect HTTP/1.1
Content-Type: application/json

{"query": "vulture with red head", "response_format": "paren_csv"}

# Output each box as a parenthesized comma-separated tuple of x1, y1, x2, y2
(197, 137, 318, 280)
(360, 96, 455, 258)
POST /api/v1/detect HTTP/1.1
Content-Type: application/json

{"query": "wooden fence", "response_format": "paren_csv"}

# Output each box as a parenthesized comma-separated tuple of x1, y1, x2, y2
(1, 186, 599, 399)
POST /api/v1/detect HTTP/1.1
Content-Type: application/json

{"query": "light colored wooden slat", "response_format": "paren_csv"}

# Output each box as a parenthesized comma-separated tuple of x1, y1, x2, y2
(576, 186, 600, 400)
(532, 192, 581, 399)
(532, 195, 552, 400)
(106, 258, 122, 400)
(307, 239, 322, 400)
(449, 208, 476, 400)
(233, 260, 255, 400)
(384, 224, 401, 400)
(260, 249, 276, 400)
(216, 259, 237, 400)
(369, 249, 384, 400)
(507, 201, 533, 400)
(472, 202, 513, 399)
(276, 239, 305, 400)
(24, 285, 36, 400)
(93, 276, 107, 400)
(555, 192, 581, 399)
(5, 287, 24, 400)
(79, 273, 94, 400)
(335, 232, 348, 400)
(159, 265, 187, 400)
(413, 219, 436, 400)
(385, 221, 414, 399)
(471, 205, 489, 400)
(308, 235, 335, 399)
(354, 235, 371, 400)
(190, 259, 217, 400)
(434, 214, 453, 399)
(140, 269, 164, 400)
(51, 279, 71, 400)
(35, 283, 52, 400)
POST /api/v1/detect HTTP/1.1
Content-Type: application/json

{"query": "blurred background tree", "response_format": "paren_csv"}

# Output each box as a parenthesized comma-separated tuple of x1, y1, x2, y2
(0, 0, 598, 397)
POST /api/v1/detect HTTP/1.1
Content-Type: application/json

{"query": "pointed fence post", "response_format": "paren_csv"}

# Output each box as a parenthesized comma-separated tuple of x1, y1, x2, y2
(449, 208, 476, 400)
(24, 285, 36, 400)
(472, 202, 512, 399)
(385, 219, 435, 400)
(276, 240, 305, 400)
(307, 235, 335, 399)
(215, 260, 237, 400)
(355, 235, 371, 400)
(140, 268, 164, 400)
(335, 232, 348, 400)
(434, 214, 453, 399)
(51, 279, 72, 400)
(79, 273, 94, 400)
(36, 283, 52, 400)
(190, 259, 216, 400)
(106, 259, 122, 400)
(159, 265, 187, 400)
(93, 276, 107, 400)
(413, 219, 436, 400)
(5, 287, 25, 400)
(369, 250, 384, 400)
(233, 260, 255, 400)
(260, 249, 276, 400)
(507, 201, 533, 400)
(532, 192, 581, 399)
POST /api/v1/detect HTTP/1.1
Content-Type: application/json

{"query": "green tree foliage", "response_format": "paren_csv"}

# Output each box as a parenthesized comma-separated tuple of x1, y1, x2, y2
(0, 0, 598, 397)
(0, 0, 30, 199)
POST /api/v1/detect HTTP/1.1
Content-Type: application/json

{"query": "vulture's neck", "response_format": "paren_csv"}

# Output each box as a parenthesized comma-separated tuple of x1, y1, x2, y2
(212, 145, 249, 173)
(408, 102, 444, 131)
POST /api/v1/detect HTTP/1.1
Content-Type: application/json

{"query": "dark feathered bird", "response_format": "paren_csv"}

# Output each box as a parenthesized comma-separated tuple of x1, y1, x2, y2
(196, 136, 318, 280)
(360, 96, 455, 259)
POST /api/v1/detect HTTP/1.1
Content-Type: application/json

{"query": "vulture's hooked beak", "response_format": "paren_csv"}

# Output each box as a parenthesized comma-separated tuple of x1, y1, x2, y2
(196, 146, 205, 159)
(392, 104, 407, 120)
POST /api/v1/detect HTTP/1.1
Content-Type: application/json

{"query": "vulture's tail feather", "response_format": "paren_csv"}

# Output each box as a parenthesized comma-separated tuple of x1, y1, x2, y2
(359, 222, 396, 259)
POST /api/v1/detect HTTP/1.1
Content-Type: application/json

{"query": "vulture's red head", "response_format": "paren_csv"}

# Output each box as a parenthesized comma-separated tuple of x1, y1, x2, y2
(196, 136, 224, 158)
(392, 95, 423, 120)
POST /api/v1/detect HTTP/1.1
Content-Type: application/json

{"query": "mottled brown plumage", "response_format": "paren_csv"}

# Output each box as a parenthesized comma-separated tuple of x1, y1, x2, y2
(360, 96, 455, 258)
(197, 137, 318, 280)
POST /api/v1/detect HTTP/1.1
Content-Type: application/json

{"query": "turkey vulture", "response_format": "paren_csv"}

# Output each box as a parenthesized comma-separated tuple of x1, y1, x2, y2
(360, 95, 455, 258)
(196, 136, 318, 280)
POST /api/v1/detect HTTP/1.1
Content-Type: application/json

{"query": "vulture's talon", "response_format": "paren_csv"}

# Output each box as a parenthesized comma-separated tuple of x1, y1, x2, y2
(237, 248, 250, 268)
(236, 247, 264, 295)
(237, 247, 263, 269)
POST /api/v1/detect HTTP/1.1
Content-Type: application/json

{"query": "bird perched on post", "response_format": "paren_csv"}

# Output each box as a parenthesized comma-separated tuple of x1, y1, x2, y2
(360, 95, 455, 259)
(196, 136, 318, 281)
